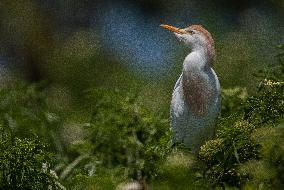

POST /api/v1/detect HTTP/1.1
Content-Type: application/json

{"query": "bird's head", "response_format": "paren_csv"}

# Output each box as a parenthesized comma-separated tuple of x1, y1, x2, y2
(160, 24, 215, 61)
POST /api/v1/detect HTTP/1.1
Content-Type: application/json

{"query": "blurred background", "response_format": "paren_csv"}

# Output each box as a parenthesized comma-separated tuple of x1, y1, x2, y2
(0, 0, 284, 189)
(0, 0, 283, 117)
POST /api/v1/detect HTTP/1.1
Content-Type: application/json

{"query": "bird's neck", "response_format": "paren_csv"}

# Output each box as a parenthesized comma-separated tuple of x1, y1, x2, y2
(181, 48, 216, 117)
(183, 48, 213, 72)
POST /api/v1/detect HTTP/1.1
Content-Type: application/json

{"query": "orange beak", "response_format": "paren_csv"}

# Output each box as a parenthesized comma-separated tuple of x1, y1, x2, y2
(160, 24, 186, 34)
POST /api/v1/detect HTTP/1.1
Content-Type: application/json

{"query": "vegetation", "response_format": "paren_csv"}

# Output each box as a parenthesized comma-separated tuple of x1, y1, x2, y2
(197, 45, 284, 189)
(63, 90, 172, 188)
(0, 126, 62, 189)
(0, 0, 283, 188)
(0, 45, 283, 189)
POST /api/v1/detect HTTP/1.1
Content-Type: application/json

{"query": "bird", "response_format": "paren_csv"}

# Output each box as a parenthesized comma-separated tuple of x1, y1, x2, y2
(160, 24, 221, 153)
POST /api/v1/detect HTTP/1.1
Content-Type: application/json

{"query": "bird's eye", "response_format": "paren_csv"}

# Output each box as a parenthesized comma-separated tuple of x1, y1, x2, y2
(188, 30, 195, 35)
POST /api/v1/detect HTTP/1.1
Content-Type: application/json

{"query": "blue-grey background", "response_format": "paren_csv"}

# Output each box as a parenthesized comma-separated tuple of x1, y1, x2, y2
(0, 0, 283, 113)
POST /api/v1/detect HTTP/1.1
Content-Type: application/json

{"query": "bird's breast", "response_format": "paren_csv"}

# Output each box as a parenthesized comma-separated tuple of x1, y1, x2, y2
(182, 69, 218, 117)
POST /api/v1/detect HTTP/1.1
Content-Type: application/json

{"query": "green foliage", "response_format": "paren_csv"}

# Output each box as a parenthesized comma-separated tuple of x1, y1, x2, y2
(65, 167, 120, 190)
(85, 89, 172, 180)
(221, 87, 248, 117)
(0, 81, 62, 149)
(239, 126, 284, 189)
(199, 118, 259, 187)
(0, 42, 283, 189)
(0, 126, 61, 189)
(63, 89, 172, 189)
(150, 150, 208, 190)
(245, 45, 284, 127)
(271, 44, 284, 81)
(199, 78, 284, 188)
(198, 45, 284, 189)
(244, 79, 284, 126)
(255, 45, 284, 81)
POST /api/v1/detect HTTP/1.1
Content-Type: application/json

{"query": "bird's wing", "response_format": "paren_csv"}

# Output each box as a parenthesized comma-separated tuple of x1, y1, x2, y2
(171, 74, 183, 118)
(182, 72, 212, 117)
(211, 68, 222, 116)
(173, 74, 183, 90)
(170, 74, 186, 126)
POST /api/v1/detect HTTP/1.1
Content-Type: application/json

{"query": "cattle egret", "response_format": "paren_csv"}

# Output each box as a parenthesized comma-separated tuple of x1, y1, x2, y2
(161, 24, 221, 153)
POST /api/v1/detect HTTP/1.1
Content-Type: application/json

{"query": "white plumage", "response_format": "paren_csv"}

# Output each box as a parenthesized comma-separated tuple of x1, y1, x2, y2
(161, 24, 221, 153)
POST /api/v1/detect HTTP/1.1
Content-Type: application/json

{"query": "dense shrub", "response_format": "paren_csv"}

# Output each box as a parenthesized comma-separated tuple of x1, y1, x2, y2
(0, 126, 62, 189)
(88, 90, 171, 180)
(0, 82, 62, 150)
(0, 45, 283, 189)
(199, 118, 259, 187)
(240, 125, 284, 189)
(150, 150, 209, 190)
(244, 79, 284, 126)
(64, 167, 120, 190)
(198, 45, 284, 189)
(64, 89, 171, 188)
(221, 87, 248, 117)
(199, 81, 284, 188)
